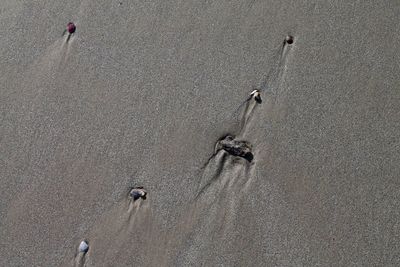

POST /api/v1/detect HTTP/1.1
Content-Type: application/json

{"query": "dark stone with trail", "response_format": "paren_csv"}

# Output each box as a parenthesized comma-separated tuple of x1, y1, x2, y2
(216, 135, 253, 162)
(129, 187, 147, 201)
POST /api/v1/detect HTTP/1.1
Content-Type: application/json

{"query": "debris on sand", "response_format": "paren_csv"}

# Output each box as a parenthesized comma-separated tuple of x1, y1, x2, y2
(67, 22, 76, 34)
(78, 241, 89, 253)
(216, 135, 253, 162)
(129, 187, 147, 201)
(250, 89, 262, 103)
(285, 35, 294, 45)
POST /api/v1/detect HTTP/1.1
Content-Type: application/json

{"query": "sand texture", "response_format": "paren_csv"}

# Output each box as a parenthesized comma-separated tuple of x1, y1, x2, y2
(1, 1, 399, 266)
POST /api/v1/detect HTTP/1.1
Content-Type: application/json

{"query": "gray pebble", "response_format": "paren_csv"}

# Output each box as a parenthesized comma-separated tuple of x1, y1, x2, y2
(78, 241, 89, 253)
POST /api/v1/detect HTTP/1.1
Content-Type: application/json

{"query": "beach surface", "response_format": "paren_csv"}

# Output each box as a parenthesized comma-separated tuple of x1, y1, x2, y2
(0, 1, 399, 266)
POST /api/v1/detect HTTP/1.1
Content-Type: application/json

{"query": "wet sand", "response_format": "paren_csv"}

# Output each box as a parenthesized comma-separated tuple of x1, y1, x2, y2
(0, 1, 399, 266)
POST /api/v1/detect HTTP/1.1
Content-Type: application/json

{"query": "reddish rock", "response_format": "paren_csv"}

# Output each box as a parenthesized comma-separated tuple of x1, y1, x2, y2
(67, 22, 76, 34)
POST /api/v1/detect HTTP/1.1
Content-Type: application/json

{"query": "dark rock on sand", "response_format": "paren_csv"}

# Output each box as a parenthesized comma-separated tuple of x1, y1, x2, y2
(216, 135, 253, 162)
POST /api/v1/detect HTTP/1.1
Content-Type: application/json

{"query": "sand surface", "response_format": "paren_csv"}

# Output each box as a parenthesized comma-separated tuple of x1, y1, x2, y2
(1, 1, 399, 266)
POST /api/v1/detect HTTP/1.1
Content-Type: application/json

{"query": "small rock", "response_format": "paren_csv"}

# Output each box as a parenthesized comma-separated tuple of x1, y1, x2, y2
(67, 22, 76, 34)
(78, 241, 89, 253)
(216, 135, 253, 162)
(129, 187, 147, 201)
(285, 35, 294, 44)
(250, 89, 262, 103)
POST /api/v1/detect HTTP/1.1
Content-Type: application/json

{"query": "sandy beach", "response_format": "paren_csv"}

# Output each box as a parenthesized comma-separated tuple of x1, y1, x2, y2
(0, 1, 399, 266)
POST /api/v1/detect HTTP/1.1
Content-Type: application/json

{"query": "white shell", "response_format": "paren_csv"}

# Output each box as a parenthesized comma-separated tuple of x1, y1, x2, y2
(130, 188, 146, 196)
(250, 89, 259, 96)
(79, 241, 89, 253)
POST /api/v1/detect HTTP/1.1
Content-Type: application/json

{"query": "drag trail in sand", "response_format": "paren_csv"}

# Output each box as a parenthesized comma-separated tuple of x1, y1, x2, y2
(74, 248, 88, 267)
(4, 34, 75, 225)
(11, 31, 78, 137)
(173, 150, 255, 265)
(259, 36, 294, 94)
(170, 94, 262, 265)
(70, 190, 164, 267)
(232, 37, 294, 136)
